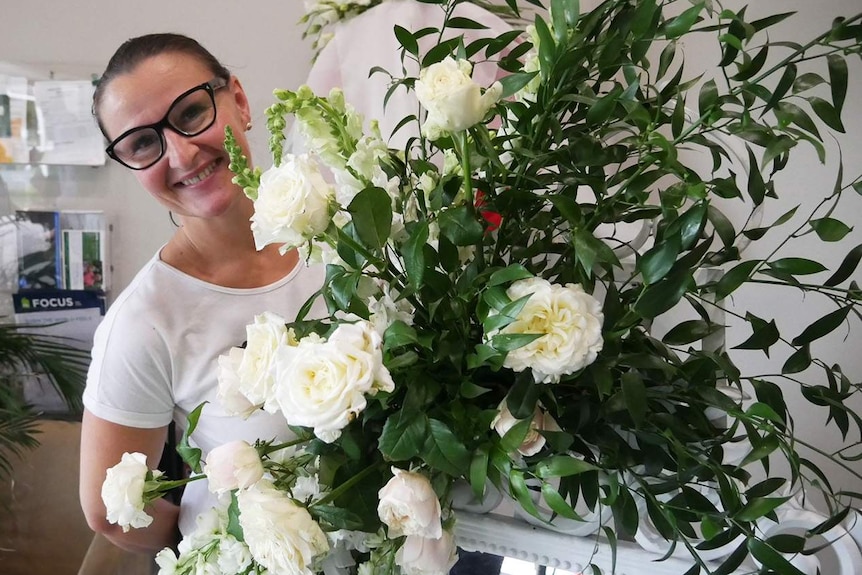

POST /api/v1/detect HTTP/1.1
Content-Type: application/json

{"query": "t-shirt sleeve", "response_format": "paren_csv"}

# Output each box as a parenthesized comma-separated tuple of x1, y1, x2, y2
(83, 295, 174, 429)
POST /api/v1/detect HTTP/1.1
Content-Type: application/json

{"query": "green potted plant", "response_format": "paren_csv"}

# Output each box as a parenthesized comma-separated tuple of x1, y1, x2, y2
(0, 321, 89, 479)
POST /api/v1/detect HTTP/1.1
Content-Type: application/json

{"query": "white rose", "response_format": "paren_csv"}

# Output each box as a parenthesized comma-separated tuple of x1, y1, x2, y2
(327, 321, 395, 395)
(251, 153, 334, 252)
(274, 321, 394, 442)
(488, 277, 604, 383)
(204, 440, 265, 495)
(396, 531, 459, 575)
(415, 57, 502, 140)
(237, 480, 329, 575)
(491, 401, 560, 456)
(236, 312, 291, 411)
(101, 452, 157, 532)
(377, 467, 442, 539)
(217, 346, 261, 418)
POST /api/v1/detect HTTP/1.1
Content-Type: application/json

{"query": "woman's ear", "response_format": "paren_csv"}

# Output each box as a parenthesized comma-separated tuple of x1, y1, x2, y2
(228, 75, 252, 127)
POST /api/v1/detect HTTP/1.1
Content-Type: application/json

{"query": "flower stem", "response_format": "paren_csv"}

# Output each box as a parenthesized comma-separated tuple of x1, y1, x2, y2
(259, 437, 312, 457)
(147, 474, 207, 500)
(312, 462, 381, 508)
(455, 131, 474, 209)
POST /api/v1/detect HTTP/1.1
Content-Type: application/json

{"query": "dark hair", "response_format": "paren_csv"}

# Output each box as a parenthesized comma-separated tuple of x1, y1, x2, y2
(92, 33, 231, 136)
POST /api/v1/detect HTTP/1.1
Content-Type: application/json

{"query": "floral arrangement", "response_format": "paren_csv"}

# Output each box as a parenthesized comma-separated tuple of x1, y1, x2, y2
(102, 1, 862, 574)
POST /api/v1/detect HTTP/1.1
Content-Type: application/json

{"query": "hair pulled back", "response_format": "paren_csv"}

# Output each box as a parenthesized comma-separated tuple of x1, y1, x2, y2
(93, 33, 231, 136)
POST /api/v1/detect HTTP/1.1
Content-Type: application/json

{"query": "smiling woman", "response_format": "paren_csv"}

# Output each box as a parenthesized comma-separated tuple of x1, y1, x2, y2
(77, 32, 327, 558)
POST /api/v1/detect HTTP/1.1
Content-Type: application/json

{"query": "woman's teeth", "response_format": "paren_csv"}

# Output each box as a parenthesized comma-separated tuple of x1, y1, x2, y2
(181, 163, 216, 186)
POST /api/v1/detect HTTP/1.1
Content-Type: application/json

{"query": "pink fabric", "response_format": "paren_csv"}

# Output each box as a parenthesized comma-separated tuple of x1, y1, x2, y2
(301, 0, 514, 149)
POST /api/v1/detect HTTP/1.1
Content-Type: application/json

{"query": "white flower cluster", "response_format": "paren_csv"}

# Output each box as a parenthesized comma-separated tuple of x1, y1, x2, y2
(486, 277, 605, 383)
(366, 279, 415, 336)
(218, 314, 395, 443)
(254, 89, 399, 263)
(154, 504, 253, 575)
(104, 443, 332, 574)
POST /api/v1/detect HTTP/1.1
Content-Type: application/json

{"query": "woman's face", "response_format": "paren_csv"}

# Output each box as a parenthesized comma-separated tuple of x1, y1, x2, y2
(99, 52, 252, 220)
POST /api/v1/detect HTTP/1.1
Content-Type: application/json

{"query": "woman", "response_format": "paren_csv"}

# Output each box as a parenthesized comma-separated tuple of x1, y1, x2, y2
(78, 33, 324, 555)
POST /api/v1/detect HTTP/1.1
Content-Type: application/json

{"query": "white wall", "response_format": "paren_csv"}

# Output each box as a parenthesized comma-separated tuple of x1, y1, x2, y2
(1, 0, 860, 496)
(708, 0, 862, 496)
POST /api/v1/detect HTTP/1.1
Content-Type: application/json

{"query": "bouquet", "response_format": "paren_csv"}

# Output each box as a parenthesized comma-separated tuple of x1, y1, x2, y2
(102, 1, 862, 574)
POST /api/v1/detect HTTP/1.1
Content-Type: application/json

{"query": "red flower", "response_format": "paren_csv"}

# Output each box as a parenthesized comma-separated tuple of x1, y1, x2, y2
(474, 190, 502, 232)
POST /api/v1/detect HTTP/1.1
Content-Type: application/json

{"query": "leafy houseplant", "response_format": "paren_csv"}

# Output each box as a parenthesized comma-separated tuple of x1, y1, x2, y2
(0, 321, 90, 480)
(105, 1, 862, 574)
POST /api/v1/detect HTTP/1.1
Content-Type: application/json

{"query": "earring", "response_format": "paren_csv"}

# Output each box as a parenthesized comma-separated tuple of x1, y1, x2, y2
(246, 121, 253, 131)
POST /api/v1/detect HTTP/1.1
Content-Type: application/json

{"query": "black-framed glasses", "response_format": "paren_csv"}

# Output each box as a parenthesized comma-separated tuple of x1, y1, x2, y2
(105, 77, 228, 170)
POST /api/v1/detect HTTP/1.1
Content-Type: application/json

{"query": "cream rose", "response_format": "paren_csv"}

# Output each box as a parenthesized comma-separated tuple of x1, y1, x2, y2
(274, 321, 394, 443)
(396, 530, 459, 575)
(204, 440, 265, 495)
(251, 153, 334, 252)
(236, 312, 292, 411)
(491, 401, 560, 456)
(488, 277, 604, 383)
(101, 452, 159, 532)
(237, 480, 329, 575)
(415, 57, 502, 140)
(377, 467, 443, 539)
(216, 346, 262, 418)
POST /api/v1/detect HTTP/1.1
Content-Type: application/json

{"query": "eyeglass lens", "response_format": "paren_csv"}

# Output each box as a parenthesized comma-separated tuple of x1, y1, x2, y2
(110, 84, 217, 169)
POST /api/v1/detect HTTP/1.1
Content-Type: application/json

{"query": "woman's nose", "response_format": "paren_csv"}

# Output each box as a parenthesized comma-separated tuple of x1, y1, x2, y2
(162, 129, 200, 167)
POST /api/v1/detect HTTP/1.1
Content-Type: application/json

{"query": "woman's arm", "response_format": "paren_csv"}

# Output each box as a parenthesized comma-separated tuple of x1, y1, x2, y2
(79, 409, 181, 555)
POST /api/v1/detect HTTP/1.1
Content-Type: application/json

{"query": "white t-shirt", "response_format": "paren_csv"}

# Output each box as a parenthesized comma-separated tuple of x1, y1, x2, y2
(84, 251, 326, 533)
